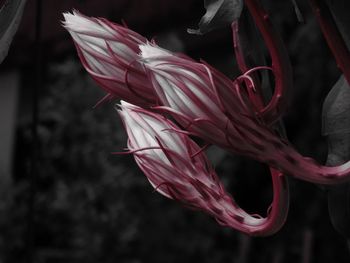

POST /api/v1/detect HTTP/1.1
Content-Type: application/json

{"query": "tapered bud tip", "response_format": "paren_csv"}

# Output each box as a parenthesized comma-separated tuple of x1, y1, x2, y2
(119, 100, 136, 110)
(118, 101, 143, 122)
(62, 10, 80, 28)
(62, 10, 96, 32)
(139, 43, 171, 60)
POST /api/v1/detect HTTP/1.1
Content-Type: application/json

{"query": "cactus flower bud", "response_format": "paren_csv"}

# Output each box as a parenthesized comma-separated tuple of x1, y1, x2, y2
(63, 11, 156, 106)
(140, 43, 350, 185)
(118, 101, 289, 236)
(140, 43, 260, 154)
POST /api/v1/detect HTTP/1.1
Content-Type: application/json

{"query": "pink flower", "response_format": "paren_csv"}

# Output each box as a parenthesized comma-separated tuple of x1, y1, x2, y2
(118, 101, 288, 236)
(63, 11, 156, 106)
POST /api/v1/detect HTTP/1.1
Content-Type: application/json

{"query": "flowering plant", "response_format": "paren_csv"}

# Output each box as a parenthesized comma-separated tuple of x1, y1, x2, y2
(64, 0, 350, 236)
(117, 101, 288, 235)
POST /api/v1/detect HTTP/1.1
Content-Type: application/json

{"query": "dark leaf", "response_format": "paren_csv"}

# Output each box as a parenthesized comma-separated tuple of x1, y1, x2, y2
(188, 0, 243, 35)
(0, 0, 27, 64)
(327, 181, 350, 238)
(291, 0, 304, 23)
(323, 75, 350, 238)
(326, 0, 350, 49)
(322, 75, 350, 135)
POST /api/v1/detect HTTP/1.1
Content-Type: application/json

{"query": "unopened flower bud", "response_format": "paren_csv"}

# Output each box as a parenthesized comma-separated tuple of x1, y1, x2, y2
(139, 44, 350, 185)
(118, 101, 288, 235)
(140, 43, 260, 154)
(63, 11, 156, 106)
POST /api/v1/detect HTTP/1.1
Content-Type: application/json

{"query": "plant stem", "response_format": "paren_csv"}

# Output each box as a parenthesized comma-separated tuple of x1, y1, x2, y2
(244, 0, 293, 124)
(309, 0, 350, 85)
(231, 19, 290, 237)
(232, 20, 265, 111)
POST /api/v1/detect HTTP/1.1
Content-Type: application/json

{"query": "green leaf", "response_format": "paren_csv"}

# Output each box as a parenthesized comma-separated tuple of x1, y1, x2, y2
(188, 0, 243, 35)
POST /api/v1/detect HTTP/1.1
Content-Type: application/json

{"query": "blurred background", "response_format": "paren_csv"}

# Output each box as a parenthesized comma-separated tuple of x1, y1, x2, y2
(0, 0, 349, 262)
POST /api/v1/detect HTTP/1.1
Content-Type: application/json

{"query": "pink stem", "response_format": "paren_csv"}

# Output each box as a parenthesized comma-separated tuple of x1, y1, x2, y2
(232, 21, 265, 111)
(244, 0, 293, 124)
(220, 168, 289, 236)
(232, 21, 249, 73)
(232, 21, 289, 236)
(254, 168, 289, 236)
(309, 0, 350, 85)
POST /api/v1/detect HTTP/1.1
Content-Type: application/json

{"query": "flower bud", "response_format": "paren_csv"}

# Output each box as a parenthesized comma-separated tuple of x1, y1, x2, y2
(118, 100, 216, 199)
(63, 10, 156, 106)
(140, 43, 261, 155)
(139, 44, 350, 185)
(118, 101, 288, 235)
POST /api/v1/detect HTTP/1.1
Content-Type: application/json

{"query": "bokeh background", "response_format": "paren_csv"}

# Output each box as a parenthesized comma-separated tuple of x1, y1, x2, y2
(0, 0, 349, 262)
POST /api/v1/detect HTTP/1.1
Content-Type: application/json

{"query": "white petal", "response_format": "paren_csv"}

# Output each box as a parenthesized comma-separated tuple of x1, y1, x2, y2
(139, 43, 172, 68)
(63, 11, 111, 38)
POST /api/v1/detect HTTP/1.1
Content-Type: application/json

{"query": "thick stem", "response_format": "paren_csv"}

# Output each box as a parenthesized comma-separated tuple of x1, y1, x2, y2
(232, 21, 249, 73)
(309, 0, 350, 85)
(232, 20, 289, 236)
(243, 0, 293, 124)
(224, 168, 289, 236)
(261, 168, 289, 236)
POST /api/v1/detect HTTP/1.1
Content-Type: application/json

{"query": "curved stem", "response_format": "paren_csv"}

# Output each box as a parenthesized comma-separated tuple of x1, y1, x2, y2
(214, 167, 289, 236)
(235, 0, 350, 185)
(232, 20, 249, 73)
(232, 21, 265, 111)
(264, 168, 289, 235)
(231, 20, 289, 236)
(232, 21, 289, 235)
(309, 0, 350, 85)
(235, 169, 289, 236)
(243, 0, 293, 124)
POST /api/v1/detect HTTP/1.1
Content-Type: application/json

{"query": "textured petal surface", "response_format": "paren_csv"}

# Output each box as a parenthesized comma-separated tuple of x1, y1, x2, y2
(63, 11, 156, 106)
